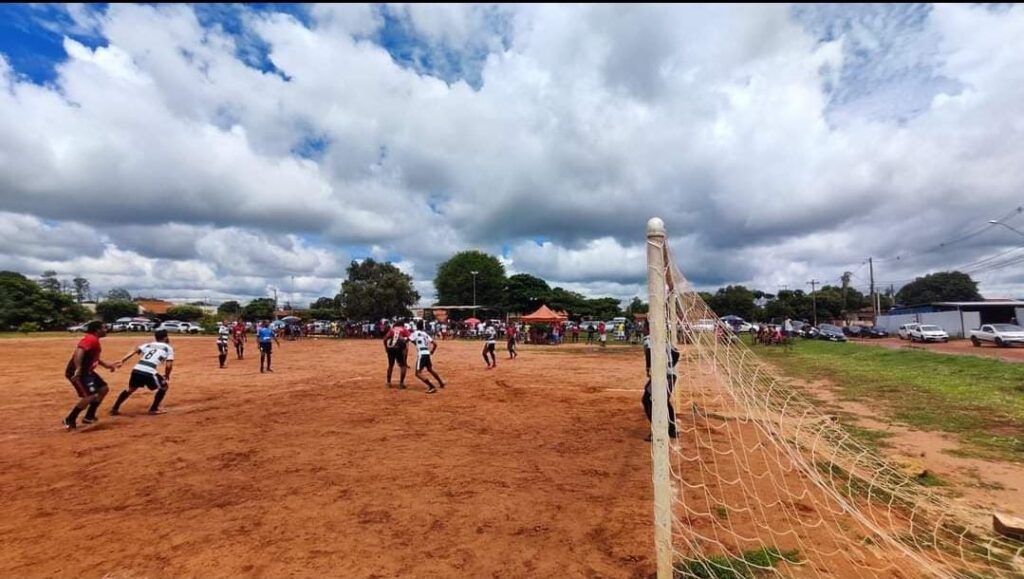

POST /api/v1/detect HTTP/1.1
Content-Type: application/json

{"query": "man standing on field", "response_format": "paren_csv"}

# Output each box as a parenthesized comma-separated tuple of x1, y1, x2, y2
(63, 320, 120, 431)
(110, 329, 175, 416)
(410, 321, 444, 393)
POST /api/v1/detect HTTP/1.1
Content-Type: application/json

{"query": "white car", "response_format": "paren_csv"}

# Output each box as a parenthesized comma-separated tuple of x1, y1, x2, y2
(157, 320, 200, 334)
(897, 323, 920, 340)
(67, 323, 88, 332)
(691, 319, 717, 332)
(908, 324, 949, 343)
(970, 324, 1024, 347)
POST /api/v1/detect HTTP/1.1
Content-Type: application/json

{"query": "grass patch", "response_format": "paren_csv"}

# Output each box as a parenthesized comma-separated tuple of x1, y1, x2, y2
(677, 547, 801, 578)
(751, 338, 1024, 461)
(714, 505, 729, 520)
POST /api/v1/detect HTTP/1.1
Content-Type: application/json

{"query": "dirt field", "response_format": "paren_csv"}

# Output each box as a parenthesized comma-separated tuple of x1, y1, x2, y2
(854, 336, 1024, 362)
(0, 336, 660, 578)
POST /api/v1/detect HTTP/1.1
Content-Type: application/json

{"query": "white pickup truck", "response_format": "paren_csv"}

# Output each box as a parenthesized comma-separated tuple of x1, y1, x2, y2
(970, 324, 1024, 347)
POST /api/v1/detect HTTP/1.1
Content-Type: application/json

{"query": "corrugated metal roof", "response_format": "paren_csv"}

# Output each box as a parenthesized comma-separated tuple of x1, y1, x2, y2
(932, 301, 1024, 307)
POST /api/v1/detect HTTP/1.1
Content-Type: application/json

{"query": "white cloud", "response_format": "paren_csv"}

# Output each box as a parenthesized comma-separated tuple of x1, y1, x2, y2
(2, 3, 1024, 305)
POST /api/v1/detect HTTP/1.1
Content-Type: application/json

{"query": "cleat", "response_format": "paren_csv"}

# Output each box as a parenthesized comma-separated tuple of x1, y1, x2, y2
(426, 387, 437, 394)
(439, 383, 446, 389)
(63, 418, 76, 431)
(82, 416, 98, 425)
(398, 384, 407, 390)
(110, 409, 120, 416)
(148, 409, 167, 415)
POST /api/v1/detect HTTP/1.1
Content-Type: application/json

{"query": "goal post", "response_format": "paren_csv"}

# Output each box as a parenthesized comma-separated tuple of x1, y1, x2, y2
(646, 217, 673, 579)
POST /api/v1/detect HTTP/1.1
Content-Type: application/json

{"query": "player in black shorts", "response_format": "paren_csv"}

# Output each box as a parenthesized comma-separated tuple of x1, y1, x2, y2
(383, 321, 410, 388)
(482, 323, 497, 368)
(63, 321, 119, 430)
(642, 334, 679, 440)
(111, 329, 175, 415)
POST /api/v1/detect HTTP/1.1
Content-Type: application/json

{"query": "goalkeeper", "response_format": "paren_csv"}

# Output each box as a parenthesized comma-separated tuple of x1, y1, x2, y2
(642, 333, 679, 440)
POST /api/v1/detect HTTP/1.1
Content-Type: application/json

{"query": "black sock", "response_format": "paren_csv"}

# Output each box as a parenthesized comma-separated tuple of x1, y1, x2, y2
(84, 400, 100, 420)
(65, 405, 83, 424)
(219, 353, 227, 367)
(150, 389, 166, 412)
(113, 390, 131, 412)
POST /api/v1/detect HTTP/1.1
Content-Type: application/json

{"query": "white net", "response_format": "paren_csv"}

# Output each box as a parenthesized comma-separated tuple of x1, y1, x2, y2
(645, 221, 1024, 578)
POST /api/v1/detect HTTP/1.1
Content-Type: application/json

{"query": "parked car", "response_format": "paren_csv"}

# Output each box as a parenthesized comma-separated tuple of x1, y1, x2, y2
(843, 325, 862, 337)
(859, 326, 888, 339)
(67, 323, 88, 332)
(691, 319, 717, 332)
(156, 320, 199, 334)
(817, 324, 847, 342)
(897, 323, 920, 340)
(970, 324, 1024, 347)
(128, 319, 154, 332)
(908, 324, 949, 343)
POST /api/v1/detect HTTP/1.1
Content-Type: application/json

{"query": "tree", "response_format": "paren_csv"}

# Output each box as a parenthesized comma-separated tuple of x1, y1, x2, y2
(243, 298, 277, 321)
(707, 285, 756, 320)
(502, 274, 551, 314)
(167, 305, 204, 322)
(338, 259, 419, 321)
(217, 300, 242, 316)
(96, 300, 140, 323)
(107, 287, 132, 301)
(626, 297, 649, 316)
(39, 270, 60, 292)
(585, 297, 623, 320)
(895, 271, 981, 306)
(0, 271, 89, 330)
(72, 277, 90, 302)
(434, 251, 506, 315)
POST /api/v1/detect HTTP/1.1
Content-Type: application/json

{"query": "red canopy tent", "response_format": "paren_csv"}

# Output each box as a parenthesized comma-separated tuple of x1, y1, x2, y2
(520, 305, 568, 323)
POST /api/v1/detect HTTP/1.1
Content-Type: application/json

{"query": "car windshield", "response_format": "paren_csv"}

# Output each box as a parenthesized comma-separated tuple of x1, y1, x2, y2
(992, 324, 1023, 331)
(920, 325, 941, 331)
(821, 325, 839, 331)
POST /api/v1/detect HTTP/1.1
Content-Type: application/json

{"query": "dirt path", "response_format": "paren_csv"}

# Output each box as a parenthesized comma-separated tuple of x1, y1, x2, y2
(794, 378, 1024, 519)
(853, 336, 1024, 363)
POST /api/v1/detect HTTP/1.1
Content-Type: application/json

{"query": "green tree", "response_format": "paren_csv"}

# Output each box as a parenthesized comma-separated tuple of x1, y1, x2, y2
(107, 287, 132, 301)
(244, 298, 277, 321)
(39, 270, 60, 292)
(502, 274, 551, 314)
(547, 287, 587, 317)
(626, 297, 649, 316)
(96, 300, 140, 323)
(0, 271, 88, 329)
(167, 305, 204, 322)
(434, 251, 506, 315)
(895, 271, 981, 305)
(72, 277, 90, 303)
(585, 297, 623, 320)
(707, 285, 756, 320)
(338, 259, 419, 321)
(217, 300, 242, 316)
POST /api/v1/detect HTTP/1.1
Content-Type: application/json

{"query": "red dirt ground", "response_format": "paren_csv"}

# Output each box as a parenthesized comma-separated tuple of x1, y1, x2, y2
(852, 336, 1024, 362)
(0, 336, 659, 578)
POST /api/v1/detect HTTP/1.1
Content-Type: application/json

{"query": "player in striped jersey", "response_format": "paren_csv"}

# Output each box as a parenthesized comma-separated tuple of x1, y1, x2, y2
(110, 329, 175, 416)
(482, 323, 497, 368)
(217, 323, 231, 368)
(410, 321, 444, 393)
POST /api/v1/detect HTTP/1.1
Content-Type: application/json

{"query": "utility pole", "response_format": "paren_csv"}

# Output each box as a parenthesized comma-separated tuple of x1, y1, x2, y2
(807, 280, 819, 326)
(868, 257, 876, 320)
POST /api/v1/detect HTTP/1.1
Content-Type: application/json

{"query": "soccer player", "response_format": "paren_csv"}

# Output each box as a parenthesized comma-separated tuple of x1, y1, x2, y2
(642, 333, 679, 440)
(482, 323, 497, 368)
(506, 323, 518, 360)
(110, 329, 175, 416)
(257, 320, 280, 373)
(410, 321, 444, 393)
(217, 323, 231, 368)
(231, 319, 247, 360)
(383, 320, 411, 388)
(63, 320, 119, 430)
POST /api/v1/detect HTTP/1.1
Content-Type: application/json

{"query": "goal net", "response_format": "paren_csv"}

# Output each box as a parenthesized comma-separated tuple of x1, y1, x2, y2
(644, 218, 1023, 578)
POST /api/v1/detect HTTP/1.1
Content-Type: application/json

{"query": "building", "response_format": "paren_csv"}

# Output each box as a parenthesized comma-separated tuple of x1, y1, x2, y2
(877, 300, 1024, 338)
(135, 299, 173, 316)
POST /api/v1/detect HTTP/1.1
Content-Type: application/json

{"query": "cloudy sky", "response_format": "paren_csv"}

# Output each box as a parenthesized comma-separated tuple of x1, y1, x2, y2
(2, 3, 1024, 307)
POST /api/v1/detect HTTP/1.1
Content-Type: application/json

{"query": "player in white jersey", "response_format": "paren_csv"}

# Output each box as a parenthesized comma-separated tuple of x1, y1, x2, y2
(410, 321, 444, 393)
(482, 323, 497, 368)
(217, 324, 231, 368)
(110, 329, 175, 415)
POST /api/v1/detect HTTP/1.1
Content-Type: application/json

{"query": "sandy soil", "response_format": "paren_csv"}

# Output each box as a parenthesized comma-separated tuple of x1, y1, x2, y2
(795, 379, 1024, 519)
(0, 336, 663, 579)
(853, 336, 1024, 362)
(0, 336, 1014, 578)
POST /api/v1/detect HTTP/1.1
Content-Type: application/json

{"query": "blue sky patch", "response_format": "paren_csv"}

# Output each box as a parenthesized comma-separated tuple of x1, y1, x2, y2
(0, 4, 107, 84)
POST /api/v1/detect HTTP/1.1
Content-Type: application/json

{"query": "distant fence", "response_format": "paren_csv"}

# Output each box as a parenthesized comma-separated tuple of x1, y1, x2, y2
(874, 310, 980, 339)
